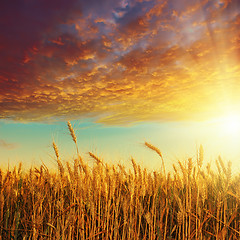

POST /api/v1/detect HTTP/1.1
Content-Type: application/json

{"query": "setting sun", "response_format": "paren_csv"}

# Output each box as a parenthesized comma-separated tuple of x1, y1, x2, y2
(215, 112, 240, 136)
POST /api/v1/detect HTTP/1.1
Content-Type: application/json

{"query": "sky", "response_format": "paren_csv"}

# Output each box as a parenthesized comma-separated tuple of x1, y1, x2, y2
(1, 0, 240, 172)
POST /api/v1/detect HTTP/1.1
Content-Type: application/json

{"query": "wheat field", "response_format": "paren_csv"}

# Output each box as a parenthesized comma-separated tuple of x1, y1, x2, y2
(1, 122, 240, 239)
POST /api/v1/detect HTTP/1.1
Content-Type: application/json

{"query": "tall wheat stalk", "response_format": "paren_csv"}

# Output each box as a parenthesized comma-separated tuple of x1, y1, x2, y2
(145, 142, 166, 176)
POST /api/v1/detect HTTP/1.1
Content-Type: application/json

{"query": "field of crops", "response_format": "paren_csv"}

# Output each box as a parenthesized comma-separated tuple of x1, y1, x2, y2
(1, 122, 240, 239)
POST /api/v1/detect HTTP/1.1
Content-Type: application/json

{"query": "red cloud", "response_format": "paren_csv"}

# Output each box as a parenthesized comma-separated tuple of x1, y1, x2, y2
(0, 0, 240, 124)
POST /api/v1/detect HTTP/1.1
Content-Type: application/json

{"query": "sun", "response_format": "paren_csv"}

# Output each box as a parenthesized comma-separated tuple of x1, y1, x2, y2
(224, 115, 240, 134)
(217, 112, 240, 136)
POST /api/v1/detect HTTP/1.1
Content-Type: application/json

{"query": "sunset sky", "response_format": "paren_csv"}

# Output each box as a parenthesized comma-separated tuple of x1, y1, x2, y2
(1, 0, 240, 171)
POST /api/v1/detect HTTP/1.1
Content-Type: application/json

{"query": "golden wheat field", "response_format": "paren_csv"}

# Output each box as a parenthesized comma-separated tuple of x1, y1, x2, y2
(1, 122, 240, 240)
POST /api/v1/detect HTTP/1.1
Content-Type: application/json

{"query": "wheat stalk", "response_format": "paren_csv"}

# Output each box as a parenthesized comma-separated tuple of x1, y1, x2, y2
(89, 152, 103, 165)
(52, 141, 60, 161)
(144, 142, 166, 176)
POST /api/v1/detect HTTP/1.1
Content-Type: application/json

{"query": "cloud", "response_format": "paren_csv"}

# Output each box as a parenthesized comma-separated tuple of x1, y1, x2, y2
(0, 0, 240, 124)
(0, 139, 19, 150)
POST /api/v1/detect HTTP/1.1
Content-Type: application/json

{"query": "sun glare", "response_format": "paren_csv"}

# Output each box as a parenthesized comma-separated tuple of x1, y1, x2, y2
(216, 113, 240, 136)
(202, 112, 240, 161)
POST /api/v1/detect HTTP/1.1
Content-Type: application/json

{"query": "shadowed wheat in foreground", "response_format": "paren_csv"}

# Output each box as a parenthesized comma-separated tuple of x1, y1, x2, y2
(1, 122, 240, 239)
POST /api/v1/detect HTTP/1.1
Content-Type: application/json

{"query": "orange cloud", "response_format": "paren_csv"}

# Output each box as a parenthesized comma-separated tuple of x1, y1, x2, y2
(1, 0, 240, 124)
